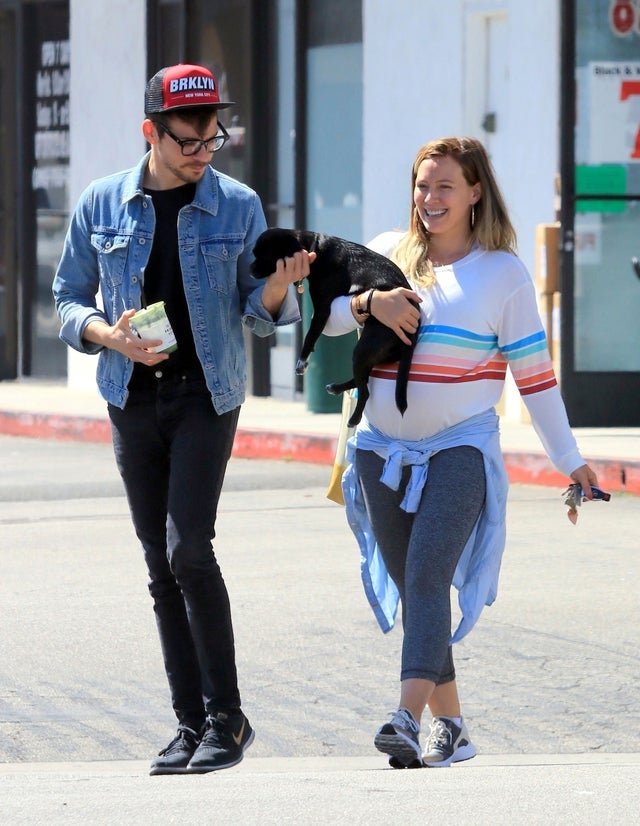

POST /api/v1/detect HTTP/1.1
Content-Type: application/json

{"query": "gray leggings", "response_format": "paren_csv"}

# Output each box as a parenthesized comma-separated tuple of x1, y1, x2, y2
(356, 445, 486, 684)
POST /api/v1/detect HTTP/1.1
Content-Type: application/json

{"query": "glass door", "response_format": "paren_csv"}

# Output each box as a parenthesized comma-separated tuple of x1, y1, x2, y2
(27, 1, 70, 376)
(0, 6, 18, 379)
(560, 0, 640, 425)
(299, 1, 361, 412)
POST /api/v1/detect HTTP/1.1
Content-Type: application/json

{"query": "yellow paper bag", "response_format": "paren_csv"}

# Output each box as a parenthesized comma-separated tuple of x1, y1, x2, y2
(326, 390, 357, 505)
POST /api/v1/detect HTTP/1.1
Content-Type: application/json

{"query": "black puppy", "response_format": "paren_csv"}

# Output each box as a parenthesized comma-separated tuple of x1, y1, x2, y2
(250, 228, 419, 427)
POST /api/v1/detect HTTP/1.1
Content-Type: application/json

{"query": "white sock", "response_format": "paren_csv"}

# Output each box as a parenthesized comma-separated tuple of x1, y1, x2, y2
(438, 715, 462, 726)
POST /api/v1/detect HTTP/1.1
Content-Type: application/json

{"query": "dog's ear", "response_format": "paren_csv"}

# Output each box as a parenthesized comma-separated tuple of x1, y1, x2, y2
(250, 228, 309, 279)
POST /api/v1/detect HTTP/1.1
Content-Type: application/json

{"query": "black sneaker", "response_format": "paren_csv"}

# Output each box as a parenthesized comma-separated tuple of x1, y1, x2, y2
(373, 707, 423, 768)
(187, 711, 254, 774)
(422, 716, 477, 767)
(149, 725, 201, 776)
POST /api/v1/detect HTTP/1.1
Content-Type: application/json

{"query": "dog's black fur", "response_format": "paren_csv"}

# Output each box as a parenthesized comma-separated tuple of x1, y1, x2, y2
(250, 228, 418, 427)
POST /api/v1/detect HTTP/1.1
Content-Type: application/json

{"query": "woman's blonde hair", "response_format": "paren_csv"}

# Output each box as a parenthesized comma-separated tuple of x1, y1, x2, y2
(392, 136, 517, 286)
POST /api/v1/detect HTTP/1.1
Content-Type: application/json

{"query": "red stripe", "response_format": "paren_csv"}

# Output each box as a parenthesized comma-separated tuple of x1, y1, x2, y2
(514, 368, 556, 389)
(410, 359, 506, 378)
(519, 377, 558, 395)
(370, 366, 507, 383)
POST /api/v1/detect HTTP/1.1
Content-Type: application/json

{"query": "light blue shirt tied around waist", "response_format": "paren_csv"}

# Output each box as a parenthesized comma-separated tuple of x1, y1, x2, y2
(342, 409, 509, 643)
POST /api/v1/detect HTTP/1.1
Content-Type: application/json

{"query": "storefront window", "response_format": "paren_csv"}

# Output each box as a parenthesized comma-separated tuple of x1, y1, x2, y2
(27, 1, 69, 376)
(574, 0, 640, 371)
(306, 4, 363, 241)
(301, 2, 361, 412)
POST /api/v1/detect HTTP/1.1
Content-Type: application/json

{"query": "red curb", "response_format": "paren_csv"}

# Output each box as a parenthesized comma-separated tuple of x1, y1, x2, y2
(503, 451, 640, 495)
(232, 429, 337, 465)
(2, 410, 639, 495)
(577, 457, 640, 496)
(0, 411, 112, 443)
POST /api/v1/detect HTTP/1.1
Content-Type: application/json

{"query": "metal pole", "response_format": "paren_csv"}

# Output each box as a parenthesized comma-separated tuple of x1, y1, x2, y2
(558, 0, 576, 395)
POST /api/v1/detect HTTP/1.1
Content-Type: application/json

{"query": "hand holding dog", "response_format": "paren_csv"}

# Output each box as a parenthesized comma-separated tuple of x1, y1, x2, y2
(251, 228, 424, 424)
(362, 287, 422, 346)
(260, 249, 317, 317)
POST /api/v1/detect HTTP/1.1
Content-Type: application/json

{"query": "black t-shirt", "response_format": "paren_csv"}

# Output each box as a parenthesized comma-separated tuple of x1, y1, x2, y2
(130, 183, 204, 388)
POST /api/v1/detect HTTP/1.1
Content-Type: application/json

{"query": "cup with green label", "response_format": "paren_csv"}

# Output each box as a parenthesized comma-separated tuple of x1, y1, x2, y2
(131, 302, 178, 354)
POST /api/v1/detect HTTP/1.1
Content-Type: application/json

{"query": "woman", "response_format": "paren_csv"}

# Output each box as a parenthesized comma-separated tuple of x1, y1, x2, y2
(324, 137, 598, 768)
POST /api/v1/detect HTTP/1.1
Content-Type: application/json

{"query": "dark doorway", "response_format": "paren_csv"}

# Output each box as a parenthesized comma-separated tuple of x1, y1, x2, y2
(0, 6, 18, 379)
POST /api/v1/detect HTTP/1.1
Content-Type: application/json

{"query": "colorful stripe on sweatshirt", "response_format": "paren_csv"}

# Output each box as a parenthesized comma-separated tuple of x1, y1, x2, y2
(370, 324, 557, 395)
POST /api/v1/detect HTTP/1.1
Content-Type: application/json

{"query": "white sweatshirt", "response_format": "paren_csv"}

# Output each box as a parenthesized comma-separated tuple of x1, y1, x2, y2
(324, 231, 583, 476)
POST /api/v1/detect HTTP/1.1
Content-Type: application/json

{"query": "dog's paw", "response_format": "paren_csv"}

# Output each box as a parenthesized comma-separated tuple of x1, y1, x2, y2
(325, 382, 339, 395)
(295, 359, 309, 375)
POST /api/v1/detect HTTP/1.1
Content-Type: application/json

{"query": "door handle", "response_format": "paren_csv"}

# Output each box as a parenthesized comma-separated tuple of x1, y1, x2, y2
(632, 257, 640, 279)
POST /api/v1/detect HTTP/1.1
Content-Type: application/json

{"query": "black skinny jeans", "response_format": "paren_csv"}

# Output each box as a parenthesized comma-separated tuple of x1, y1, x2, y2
(108, 373, 240, 730)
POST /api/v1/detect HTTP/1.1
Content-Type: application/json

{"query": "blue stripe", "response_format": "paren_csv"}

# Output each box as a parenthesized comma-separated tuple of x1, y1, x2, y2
(421, 324, 497, 343)
(422, 333, 496, 351)
(504, 340, 548, 360)
(500, 330, 546, 354)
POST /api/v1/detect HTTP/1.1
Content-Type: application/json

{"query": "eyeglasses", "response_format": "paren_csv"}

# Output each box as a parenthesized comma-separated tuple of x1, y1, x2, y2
(156, 121, 230, 155)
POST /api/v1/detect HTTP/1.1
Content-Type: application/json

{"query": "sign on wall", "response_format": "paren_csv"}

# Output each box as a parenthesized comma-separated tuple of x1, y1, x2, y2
(609, 0, 640, 36)
(586, 61, 640, 164)
(33, 38, 70, 196)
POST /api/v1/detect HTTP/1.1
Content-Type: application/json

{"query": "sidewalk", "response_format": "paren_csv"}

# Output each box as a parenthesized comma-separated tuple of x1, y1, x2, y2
(1, 378, 640, 824)
(1, 378, 639, 494)
(2, 754, 639, 826)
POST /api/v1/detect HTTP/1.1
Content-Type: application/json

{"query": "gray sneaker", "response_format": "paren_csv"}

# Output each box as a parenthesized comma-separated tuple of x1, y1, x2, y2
(422, 716, 476, 767)
(374, 707, 422, 768)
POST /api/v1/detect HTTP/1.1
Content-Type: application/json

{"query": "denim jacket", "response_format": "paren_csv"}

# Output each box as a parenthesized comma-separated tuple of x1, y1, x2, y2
(53, 153, 300, 412)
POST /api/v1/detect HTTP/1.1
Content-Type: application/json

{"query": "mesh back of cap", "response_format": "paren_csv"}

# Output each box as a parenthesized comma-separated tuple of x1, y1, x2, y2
(144, 70, 167, 113)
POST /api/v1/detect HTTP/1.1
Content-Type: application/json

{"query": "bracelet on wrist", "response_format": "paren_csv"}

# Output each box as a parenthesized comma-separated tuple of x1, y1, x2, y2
(356, 288, 375, 318)
(364, 288, 375, 316)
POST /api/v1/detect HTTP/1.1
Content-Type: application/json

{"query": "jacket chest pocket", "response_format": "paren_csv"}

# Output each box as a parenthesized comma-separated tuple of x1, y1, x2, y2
(91, 233, 133, 286)
(201, 239, 244, 293)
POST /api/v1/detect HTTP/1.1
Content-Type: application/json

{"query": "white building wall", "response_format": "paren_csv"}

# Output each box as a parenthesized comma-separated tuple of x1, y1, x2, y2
(362, 0, 466, 239)
(492, 1, 560, 275)
(363, 0, 560, 271)
(67, 0, 147, 389)
(363, 0, 560, 419)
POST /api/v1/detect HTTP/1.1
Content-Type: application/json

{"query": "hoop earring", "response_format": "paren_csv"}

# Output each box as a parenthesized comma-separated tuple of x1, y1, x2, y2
(470, 204, 475, 229)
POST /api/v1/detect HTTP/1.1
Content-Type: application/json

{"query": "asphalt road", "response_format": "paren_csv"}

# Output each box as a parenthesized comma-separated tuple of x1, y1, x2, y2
(1, 434, 639, 765)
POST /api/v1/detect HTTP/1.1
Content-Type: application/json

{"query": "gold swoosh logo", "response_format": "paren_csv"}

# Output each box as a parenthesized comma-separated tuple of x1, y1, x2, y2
(232, 718, 246, 746)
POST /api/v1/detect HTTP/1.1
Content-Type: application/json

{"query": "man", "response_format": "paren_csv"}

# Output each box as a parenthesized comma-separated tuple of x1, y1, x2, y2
(53, 64, 314, 775)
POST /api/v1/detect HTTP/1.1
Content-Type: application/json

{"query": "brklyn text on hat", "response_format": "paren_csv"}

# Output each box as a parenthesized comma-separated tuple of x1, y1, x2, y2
(170, 76, 215, 93)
